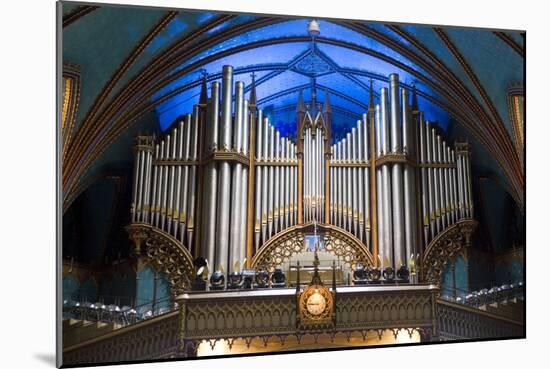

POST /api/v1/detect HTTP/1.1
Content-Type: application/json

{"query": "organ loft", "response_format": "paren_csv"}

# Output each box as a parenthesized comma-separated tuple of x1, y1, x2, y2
(61, 13, 525, 365)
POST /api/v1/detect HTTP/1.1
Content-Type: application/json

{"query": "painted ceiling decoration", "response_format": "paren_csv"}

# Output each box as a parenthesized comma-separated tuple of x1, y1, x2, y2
(61, 6, 524, 212)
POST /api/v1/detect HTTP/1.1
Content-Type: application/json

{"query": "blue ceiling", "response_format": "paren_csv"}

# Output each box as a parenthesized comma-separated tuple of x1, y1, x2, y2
(62, 3, 524, 208)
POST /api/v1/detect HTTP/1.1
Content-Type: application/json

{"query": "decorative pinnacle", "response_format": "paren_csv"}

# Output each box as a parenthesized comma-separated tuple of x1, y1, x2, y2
(249, 72, 257, 107)
(323, 89, 332, 114)
(411, 81, 419, 112)
(368, 79, 375, 110)
(297, 89, 305, 113)
(199, 70, 208, 104)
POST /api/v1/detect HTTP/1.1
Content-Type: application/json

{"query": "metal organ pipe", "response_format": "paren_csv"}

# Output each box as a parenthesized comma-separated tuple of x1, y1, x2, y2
(229, 81, 244, 270)
(351, 127, 359, 235)
(268, 125, 275, 236)
(261, 114, 268, 244)
(274, 131, 281, 232)
(202, 83, 219, 270)
(356, 121, 364, 242)
(390, 75, 405, 268)
(239, 99, 250, 266)
(380, 87, 393, 268)
(254, 108, 263, 250)
(215, 65, 233, 273)
(418, 113, 429, 245)
(375, 104, 384, 266)
(402, 88, 417, 266)
(442, 141, 451, 227)
(362, 113, 371, 249)
(431, 128, 441, 234)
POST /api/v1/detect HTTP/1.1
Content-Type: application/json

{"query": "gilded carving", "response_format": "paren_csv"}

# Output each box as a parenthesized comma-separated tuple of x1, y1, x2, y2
(421, 219, 477, 286)
(126, 223, 194, 298)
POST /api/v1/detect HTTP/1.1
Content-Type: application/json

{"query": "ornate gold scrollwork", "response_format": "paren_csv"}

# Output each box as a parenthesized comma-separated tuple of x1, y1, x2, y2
(126, 223, 195, 298)
(421, 219, 477, 286)
(251, 223, 374, 271)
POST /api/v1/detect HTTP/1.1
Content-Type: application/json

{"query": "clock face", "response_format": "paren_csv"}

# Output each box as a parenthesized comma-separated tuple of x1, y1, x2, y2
(306, 290, 327, 315)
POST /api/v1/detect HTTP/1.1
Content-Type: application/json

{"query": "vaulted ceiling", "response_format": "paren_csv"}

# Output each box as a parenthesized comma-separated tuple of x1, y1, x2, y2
(61, 3, 525, 214)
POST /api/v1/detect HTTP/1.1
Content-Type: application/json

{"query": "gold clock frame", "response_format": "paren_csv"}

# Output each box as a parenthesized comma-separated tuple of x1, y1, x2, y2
(297, 283, 335, 329)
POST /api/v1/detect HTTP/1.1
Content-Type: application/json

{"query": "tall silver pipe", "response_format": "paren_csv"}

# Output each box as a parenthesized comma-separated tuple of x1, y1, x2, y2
(351, 127, 359, 238)
(144, 146, 153, 223)
(136, 149, 145, 222)
(160, 136, 170, 231)
(450, 149, 458, 223)
(239, 99, 250, 265)
(280, 136, 287, 230)
(437, 135, 446, 230)
(151, 144, 160, 226)
(166, 127, 177, 235)
(155, 140, 165, 228)
(274, 131, 281, 233)
(173, 122, 184, 237)
(337, 141, 343, 228)
(431, 128, 441, 234)
(389, 74, 402, 153)
(390, 83, 405, 268)
(254, 108, 263, 250)
(215, 66, 233, 274)
(331, 142, 335, 226)
(402, 88, 416, 265)
(267, 125, 275, 236)
(202, 84, 220, 270)
(465, 151, 474, 218)
(362, 113, 371, 249)
(425, 122, 435, 239)
(442, 141, 451, 227)
(418, 113, 429, 245)
(458, 151, 464, 220)
(375, 104, 385, 266)
(285, 139, 291, 228)
(131, 144, 140, 223)
(186, 106, 200, 252)
(261, 112, 268, 243)
(230, 81, 244, 271)
(290, 143, 296, 225)
(342, 132, 351, 231)
(380, 88, 393, 267)
(356, 121, 364, 242)
(179, 115, 192, 242)
(346, 134, 353, 232)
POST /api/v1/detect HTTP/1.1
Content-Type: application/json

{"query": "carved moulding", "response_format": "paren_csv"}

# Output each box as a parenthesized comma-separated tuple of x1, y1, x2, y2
(421, 219, 477, 286)
(126, 223, 195, 298)
(251, 223, 374, 271)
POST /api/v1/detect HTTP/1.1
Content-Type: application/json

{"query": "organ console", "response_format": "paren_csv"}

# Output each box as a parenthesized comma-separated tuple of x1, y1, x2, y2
(129, 64, 474, 281)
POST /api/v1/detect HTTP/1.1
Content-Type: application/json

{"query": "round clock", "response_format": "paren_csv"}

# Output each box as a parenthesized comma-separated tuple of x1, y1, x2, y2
(306, 289, 327, 315)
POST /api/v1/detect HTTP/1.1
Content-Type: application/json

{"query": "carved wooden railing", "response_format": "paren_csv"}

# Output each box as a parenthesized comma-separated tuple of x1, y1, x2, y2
(63, 311, 180, 366)
(63, 285, 438, 365)
(437, 299, 524, 341)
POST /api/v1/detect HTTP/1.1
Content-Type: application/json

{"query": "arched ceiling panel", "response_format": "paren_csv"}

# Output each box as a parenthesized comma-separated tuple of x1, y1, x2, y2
(444, 28, 524, 138)
(63, 6, 167, 129)
(104, 11, 220, 104)
(398, 25, 497, 129)
(170, 19, 308, 76)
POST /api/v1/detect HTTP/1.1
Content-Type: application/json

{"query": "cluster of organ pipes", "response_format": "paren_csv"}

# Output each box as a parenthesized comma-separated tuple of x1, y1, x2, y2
(329, 114, 370, 248)
(253, 118, 299, 251)
(130, 65, 475, 276)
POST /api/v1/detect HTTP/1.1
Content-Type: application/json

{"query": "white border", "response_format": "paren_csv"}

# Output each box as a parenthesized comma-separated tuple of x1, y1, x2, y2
(1, 1, 544, 368)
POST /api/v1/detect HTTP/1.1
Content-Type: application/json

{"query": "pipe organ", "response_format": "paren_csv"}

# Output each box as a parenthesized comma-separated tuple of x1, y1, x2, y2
(129, 65, 475, 278)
